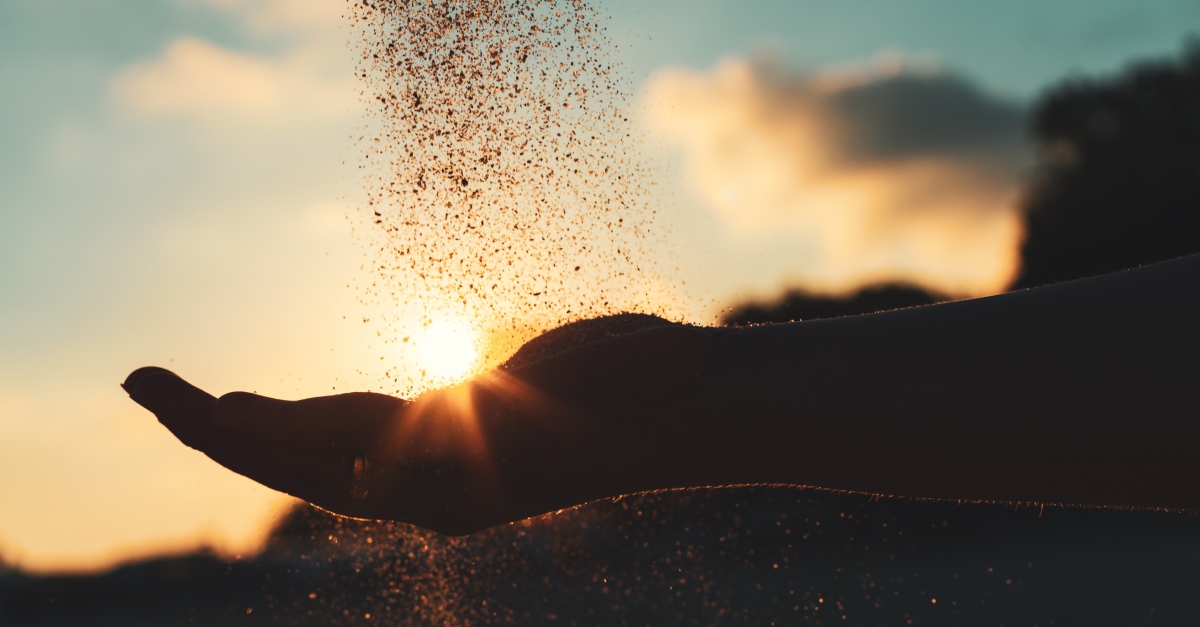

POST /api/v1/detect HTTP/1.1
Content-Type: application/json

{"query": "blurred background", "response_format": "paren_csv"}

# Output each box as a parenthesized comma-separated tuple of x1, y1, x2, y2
(2, 0, 1200, 624)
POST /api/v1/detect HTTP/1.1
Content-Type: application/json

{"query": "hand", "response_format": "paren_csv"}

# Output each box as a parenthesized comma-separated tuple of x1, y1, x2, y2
(122, 367, 512, 535)
(123, 314, 696, 536)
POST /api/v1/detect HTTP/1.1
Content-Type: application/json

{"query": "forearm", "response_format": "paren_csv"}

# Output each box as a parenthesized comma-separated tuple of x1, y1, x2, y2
(487, 255, 1200, 511)
(715, 256, 1200, 508)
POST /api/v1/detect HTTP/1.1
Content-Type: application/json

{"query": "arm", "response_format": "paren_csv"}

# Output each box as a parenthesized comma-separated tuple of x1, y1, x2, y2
(493, 253, 1200, 516)
(126, 254, 1200, 534)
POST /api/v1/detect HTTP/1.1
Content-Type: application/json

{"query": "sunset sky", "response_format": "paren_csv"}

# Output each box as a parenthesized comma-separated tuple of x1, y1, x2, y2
(1, 0, 1196, 573)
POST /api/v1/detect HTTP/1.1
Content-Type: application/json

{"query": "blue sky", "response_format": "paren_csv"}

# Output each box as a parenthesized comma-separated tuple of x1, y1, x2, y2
(612, 0, 1199, 97)
(0, 0, 1195, 572)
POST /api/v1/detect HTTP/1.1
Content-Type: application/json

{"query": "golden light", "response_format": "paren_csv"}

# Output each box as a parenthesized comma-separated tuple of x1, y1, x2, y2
(416, 319, 480, 382)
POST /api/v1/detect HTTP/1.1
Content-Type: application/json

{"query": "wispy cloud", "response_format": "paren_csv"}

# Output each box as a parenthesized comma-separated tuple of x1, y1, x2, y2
(645, 54, 1031, 297)
(112, 0, 353, 124)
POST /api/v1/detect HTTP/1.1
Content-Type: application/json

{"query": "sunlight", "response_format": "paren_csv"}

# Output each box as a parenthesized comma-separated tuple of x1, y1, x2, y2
(416, 319, 480, 382)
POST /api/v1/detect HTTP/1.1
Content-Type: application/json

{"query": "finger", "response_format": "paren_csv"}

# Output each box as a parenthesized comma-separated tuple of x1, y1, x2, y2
(212, 391, 405, 452)
(125, 368, 219, 451)
(123, 368, 396, 518)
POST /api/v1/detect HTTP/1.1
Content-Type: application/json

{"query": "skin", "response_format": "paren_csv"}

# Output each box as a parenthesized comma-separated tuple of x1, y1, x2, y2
(125, 254, 1200, 535)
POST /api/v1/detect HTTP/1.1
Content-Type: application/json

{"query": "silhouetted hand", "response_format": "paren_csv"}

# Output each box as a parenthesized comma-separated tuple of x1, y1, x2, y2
(122, 314, 681, 535)
(123, 367, 519, 535)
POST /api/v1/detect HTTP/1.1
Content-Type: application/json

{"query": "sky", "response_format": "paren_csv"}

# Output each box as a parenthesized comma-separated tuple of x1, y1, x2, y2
(0, 0, 1196, 573)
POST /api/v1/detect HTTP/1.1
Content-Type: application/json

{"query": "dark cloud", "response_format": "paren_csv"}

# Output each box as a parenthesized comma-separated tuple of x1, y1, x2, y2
(828, 72, 1027, 171)
(646, 56, 1032, 297)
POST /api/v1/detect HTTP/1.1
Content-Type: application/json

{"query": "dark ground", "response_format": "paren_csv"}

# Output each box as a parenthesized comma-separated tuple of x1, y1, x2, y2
(4, 491, 1200, 626)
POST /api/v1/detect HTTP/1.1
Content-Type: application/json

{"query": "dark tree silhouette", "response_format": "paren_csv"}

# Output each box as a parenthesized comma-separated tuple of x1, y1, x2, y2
(726, 42, 1200, 325)
(1017, 42, 1200, 288)
(723, 284, 942, 326)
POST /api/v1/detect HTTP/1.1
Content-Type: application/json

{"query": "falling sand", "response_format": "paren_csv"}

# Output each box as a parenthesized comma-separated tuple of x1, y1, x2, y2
(332, 3, 682, 623)
(349, 0, 680, 395)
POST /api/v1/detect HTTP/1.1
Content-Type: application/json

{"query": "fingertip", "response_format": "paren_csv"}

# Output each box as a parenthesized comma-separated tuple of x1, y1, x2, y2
(126, 370, 197, 413)
(122, 366, 175, 395)
(123, 370, 217, 448)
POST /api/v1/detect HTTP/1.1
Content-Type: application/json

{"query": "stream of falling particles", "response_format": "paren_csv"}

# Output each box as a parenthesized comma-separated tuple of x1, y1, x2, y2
(334, 1, 683, 624)
(349, 0, 681, 396)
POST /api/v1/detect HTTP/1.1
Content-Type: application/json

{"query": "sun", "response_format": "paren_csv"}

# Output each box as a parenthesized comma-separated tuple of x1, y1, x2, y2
(416, 319, 480, 382)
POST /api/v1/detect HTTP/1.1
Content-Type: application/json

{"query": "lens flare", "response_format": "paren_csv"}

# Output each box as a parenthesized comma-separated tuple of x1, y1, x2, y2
(416, 320, 479, 382)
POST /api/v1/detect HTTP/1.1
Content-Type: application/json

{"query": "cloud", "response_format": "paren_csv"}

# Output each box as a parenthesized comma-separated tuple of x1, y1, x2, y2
(112, 0, 352, 124)
(111, 36, 354, 122)
(645, 55, 1031, 297)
